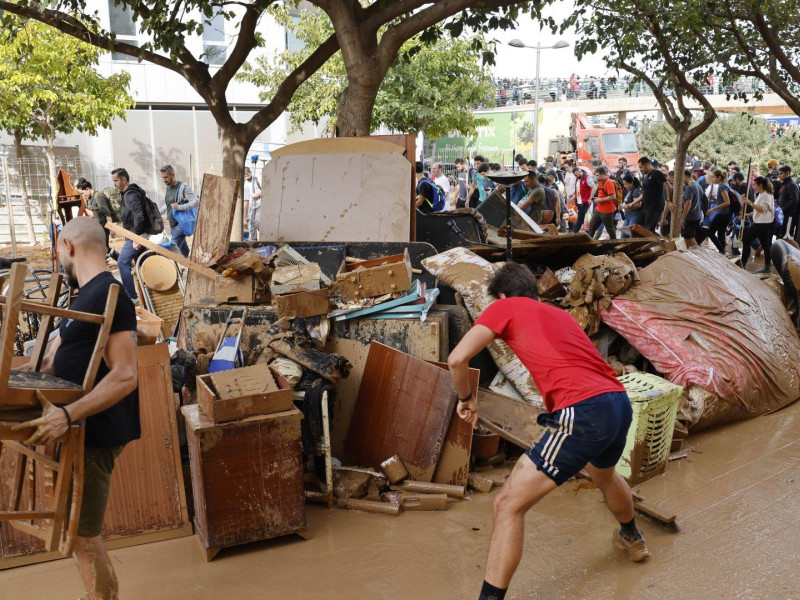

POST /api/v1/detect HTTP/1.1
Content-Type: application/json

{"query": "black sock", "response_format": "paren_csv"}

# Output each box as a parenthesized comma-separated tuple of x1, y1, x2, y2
(479, 580, 507, 600)
(620, 517, 641, 540)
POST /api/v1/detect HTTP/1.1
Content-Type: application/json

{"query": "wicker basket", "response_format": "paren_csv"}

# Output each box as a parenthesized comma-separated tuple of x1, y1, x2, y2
(616, 373, 683, 485)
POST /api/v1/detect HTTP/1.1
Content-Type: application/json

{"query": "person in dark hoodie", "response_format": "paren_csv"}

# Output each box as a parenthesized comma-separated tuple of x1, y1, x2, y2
(111, 168, 149, 302)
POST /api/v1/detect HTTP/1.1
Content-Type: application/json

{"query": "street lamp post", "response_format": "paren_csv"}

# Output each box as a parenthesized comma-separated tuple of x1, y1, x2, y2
(509, 39, 569, 163)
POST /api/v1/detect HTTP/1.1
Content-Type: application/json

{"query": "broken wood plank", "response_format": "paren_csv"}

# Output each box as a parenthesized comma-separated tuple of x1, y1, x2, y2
(106, 222, 217, 280)
(185, 174, 240, 305)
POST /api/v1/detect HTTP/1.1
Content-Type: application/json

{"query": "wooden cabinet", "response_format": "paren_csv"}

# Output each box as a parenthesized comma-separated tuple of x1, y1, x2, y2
(182, 405, 307, 561)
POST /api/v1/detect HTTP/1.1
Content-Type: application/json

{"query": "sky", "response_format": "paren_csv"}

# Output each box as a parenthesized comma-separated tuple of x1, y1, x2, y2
(490, 1, 611, 80)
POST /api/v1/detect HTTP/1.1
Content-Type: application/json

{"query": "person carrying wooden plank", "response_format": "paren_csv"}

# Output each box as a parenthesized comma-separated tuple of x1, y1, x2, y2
(14, 217, 140, 600)
(447, 261, 648, 600)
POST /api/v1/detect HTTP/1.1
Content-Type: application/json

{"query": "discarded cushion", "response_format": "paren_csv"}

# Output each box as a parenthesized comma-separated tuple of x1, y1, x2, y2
(422, 247, 543, 408)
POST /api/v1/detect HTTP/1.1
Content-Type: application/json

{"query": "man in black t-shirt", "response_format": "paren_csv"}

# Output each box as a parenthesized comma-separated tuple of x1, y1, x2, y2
(638, 157, 671, 232)
(17, 217, 139, 600)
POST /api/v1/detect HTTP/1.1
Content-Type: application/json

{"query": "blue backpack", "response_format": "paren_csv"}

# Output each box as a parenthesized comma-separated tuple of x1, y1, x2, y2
(423, 178, 447, 212)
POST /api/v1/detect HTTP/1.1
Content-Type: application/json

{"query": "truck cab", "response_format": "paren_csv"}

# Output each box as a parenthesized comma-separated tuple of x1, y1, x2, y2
(577, 127, 639, 172)
(549, 113, 640, 172)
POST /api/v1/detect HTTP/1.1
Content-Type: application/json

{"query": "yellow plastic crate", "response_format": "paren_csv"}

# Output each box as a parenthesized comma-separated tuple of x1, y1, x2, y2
(616, 373, 683, 485)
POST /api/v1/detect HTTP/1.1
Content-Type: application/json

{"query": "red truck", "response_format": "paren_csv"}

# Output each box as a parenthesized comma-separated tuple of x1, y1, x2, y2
(549, 113, 640, 172)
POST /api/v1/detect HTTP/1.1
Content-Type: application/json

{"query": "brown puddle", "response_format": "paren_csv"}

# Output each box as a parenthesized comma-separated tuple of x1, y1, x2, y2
(2, 401, 799, 599)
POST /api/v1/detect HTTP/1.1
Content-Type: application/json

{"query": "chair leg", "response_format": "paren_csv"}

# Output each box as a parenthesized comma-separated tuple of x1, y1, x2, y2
(0, 262, 27, 400)
(46, 424, 79, 552)
(62, 423, 85, 557)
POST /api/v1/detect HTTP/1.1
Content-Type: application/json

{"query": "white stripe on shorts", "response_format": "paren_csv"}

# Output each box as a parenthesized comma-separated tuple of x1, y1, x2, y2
(547, 407, 574, 464)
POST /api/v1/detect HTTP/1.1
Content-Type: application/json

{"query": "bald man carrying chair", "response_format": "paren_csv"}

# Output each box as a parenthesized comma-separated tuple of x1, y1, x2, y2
(15, 217, 140, 600)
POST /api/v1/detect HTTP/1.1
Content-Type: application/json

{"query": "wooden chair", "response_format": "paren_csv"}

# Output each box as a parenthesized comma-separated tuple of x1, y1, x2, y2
(0, 262, 119, 555)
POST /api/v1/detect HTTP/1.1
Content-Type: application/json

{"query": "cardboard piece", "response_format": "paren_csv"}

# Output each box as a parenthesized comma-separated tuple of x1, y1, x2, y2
(274, 289, 330, 319)
(197, 364, 293, 424)
(335, 250, 413, 302)
(270, 263, 322, 295)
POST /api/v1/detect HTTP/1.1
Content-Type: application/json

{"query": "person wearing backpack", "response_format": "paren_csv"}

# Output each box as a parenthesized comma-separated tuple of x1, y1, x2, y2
(415, 161, 445, 213)
(75, 177, 119, 258)
(112, 167, 157, 302)
(159, 165, 198, 258)
(696, 169, 732, 254)
(588, 167, 619, 239)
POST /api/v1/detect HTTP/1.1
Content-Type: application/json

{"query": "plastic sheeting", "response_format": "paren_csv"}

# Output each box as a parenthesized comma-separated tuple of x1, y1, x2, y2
(601, 248, 800, 429)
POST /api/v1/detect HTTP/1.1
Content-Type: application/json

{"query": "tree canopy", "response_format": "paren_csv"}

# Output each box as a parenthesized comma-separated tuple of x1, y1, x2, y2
(0, 18, 133, 142)
(239, 6, 494, 139)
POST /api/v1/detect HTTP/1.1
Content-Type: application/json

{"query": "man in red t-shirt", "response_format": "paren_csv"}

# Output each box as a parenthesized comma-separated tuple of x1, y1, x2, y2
(447, 262, 649, 600)
(588, 166, 619, 240)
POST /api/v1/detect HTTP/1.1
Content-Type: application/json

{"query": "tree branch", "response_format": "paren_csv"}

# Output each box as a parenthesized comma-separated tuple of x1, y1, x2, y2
(245, 33, 339, 137)
(212, 3, 264, 91)
(0, 2, 189, 75)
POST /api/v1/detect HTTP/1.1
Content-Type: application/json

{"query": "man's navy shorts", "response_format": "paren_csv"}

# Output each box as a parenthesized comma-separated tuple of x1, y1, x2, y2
(525, 391, 633, 486)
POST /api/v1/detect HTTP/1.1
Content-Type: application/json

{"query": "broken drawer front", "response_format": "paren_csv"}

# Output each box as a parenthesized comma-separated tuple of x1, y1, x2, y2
(335, 250, 412, 301)
(183, 405, 306, 549)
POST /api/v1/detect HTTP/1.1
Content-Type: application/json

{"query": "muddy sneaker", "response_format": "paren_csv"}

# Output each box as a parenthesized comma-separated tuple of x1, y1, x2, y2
(613, 529, 650, 562)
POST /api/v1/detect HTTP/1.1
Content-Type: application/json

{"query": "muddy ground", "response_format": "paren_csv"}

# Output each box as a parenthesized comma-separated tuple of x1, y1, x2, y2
(1, 395, 797, 599)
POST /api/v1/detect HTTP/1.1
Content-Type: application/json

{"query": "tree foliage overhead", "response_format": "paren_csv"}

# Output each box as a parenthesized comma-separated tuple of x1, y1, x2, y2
(0, 17, 134, 141)
(702, 1, 800, 115)
(638, 114, 800, 173)
(239, 6, 494, 138)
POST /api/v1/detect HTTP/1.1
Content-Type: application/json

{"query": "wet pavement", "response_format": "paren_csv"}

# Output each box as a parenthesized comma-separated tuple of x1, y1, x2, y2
(2, 399, 798, 599)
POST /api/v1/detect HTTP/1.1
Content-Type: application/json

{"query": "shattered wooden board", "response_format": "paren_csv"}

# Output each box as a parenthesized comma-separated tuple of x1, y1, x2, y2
(478, 387, 547, 448)
(326, 312, 447, 457)
(345, 342, 457, 482)
(183, 405, 305, 551)
(259, 143, 411, 243)
(184, 174, 240, 305)
(430, 362, 480, 487)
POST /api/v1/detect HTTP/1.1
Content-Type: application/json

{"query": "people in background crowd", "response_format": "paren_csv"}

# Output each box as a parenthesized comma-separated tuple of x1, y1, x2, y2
(620, 174, 643, 238)
(158, 165, 198, 258)
(741, 176, 775, 273)
(111, 167, 149, 303)
(76, 177, 119, 257)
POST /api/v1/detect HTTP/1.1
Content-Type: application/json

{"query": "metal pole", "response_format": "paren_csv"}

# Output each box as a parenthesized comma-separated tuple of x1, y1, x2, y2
(2, 158, 18, 258)
(506, 186, 512, 261)
(533, 42, 542, 164)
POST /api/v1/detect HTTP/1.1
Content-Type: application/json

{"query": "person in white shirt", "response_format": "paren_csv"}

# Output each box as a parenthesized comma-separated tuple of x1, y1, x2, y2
(243, 166, 262, 241)
(741, 175, 775, 273)
(432, 162, 451, 210)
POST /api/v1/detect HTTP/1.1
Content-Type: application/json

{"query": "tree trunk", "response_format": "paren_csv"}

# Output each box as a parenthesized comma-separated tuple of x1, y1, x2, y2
(219, 124, 252, 243)
(335, 78, 381, 137)
(12, 131, 37, 245)
(669, 132, 690, 239)
(44, 135, 58, 214)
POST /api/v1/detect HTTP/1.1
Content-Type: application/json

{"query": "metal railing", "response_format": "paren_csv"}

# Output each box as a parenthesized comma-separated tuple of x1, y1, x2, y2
(486, 76, 770, 108)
